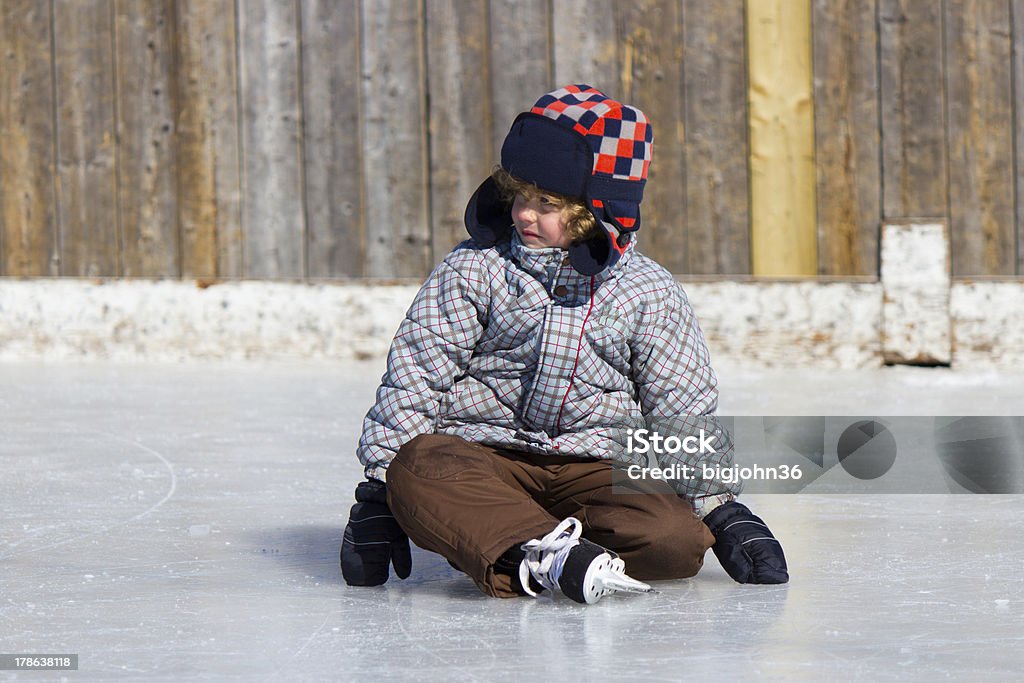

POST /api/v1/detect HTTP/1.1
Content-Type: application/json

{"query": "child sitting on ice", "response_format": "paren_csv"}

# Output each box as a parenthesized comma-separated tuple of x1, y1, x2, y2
(341, 85, 788, 603)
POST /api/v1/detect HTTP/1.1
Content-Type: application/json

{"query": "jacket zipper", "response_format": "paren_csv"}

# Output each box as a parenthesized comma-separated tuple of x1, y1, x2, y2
(554, 275, 597, 432)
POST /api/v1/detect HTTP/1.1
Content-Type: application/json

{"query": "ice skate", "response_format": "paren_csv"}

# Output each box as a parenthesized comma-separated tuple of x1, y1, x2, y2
(519, 517, 655, 604)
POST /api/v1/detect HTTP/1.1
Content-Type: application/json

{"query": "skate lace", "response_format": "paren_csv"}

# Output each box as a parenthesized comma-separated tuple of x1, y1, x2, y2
(518, 517, 583, 597)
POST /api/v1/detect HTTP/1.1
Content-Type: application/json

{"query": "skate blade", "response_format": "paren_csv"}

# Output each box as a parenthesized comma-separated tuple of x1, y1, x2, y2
(597, 575, 657, 595)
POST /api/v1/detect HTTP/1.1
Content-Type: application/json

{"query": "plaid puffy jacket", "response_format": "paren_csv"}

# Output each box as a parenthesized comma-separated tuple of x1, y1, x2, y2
(357, 234, 740, 515)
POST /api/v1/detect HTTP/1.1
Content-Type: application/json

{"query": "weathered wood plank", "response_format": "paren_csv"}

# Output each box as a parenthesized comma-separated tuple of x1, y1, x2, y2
(1016, 0, 1024, 275)
(0, 0, 59, 276)
(53, 0, 120, 276)
(682, 0, 750, 275)
(301, 0, 364, 278)
(174, 0, 242, 278)
(426, 0, 492, 261)
(812, 0, 881, 277)
(945, 0, 1014, 277)
(360, 0, 430, 278)
(115, 0, 179, 277)
(551, 0, 619, 93)
(238, 0, 304, 278)
(614, 0, 686, 272)
(488, 0, 551, 157)
(879, 0, 947, 219)
(747, 0, 817, 276)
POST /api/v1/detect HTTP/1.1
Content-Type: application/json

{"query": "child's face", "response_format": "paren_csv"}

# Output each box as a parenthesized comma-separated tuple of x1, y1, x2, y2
(511, 193, 573, 250)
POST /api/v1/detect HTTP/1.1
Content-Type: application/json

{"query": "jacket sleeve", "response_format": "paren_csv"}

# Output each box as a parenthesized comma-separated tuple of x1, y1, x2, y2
(357, 251, 488, 481)
(630, 281, 741, 517)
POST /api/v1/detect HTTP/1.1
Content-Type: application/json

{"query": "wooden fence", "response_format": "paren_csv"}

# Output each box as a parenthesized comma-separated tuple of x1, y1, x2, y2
(1, 0, 1022, 280)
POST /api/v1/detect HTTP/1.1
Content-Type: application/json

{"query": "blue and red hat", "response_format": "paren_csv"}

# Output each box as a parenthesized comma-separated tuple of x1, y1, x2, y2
(464, 85, 654, 275)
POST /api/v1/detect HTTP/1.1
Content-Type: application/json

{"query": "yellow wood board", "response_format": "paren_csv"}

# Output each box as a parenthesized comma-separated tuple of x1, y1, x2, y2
(747, 0, 817, 276)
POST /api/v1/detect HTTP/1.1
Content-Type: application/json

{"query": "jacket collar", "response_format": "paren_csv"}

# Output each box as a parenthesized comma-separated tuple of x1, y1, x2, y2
(508, 232, 635, 289)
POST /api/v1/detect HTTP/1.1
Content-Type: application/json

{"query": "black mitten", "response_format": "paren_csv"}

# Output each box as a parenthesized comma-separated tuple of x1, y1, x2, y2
(703, 501, 789, 584)
(340, 479, 412, 586)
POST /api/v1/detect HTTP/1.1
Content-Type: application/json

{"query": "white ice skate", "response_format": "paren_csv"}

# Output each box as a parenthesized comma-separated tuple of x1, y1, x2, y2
(518, 517, 655, 604)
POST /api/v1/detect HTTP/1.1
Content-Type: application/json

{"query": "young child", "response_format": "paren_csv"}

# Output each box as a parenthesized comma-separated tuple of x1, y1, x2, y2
(341, 85, 788, 603)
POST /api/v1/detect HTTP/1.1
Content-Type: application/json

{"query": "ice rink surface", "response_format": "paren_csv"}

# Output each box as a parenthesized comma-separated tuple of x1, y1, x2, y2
(2, 359, 1023, 681)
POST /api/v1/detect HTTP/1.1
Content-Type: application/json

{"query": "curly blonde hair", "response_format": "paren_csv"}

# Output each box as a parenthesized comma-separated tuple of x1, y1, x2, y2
(491, 167, 599, 243)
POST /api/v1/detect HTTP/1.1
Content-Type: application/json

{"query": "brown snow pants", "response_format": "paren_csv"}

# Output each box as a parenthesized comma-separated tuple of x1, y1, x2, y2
(386, 433, 715, 598)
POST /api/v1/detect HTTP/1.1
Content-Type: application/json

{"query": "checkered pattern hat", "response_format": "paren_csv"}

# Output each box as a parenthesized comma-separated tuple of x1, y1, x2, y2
(464, 85, 654, 275)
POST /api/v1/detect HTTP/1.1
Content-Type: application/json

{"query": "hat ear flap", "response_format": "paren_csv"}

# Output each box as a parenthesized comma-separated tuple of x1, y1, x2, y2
(568, 231, 613, 276)
(464, 177, 511, 247)
(596, 199, 641, 237)
(569, 196, 638, 274)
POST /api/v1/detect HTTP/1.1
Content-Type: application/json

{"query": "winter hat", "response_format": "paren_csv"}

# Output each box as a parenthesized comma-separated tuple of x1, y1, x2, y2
(464, 84, 653, 275)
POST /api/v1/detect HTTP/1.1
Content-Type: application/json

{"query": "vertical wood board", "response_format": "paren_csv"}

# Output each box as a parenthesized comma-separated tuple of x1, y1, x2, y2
(115, 0, 179, 277)
(551, 0, 619, 93)
(0, 0, 59, 276)
(174, 0, 242, 278)
(615, 0, 687, 272)
(488, 0, 552, 157)
(747, 0, 817, 276)
(1016, 0, 1024, 275)
(945, 0, 1014, 277)
(879, 0, 948, 219)
(301, 0, 365, 278)
(54, 0, 120, 276)
(682, 0, 751, 275)
(812, 0, 881, 277)
(360, 0, 430, 278)
(238, 0, 305, 278)
(426, 0, 492, 261)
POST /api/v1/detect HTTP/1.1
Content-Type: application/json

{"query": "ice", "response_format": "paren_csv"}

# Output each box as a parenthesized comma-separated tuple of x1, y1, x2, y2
(1, 359, 1023, 680)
